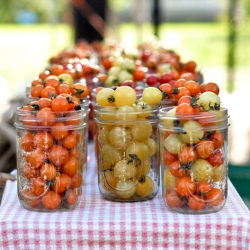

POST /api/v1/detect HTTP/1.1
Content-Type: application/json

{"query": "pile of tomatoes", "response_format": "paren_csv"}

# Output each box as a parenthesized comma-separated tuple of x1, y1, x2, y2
(16, 96, 87, 211)
(158, 80, 229, 213)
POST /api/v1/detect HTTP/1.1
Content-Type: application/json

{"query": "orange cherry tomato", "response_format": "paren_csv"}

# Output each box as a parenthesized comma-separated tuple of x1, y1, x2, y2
(26, 150, 47, 168)
(209, 131, 224, 149)
(60, 156, 79, 177)
(205, 188, 224, 207)
(21, 132, 34, 152)
(165, 189, 183, 208)
(173, 87, 190, 101)
(169, 161, 188, 178)
(176, 176, 196, 197)
(195, 140, 214, 158)
(163, 150, 178, 166)
(51, 95, 70, 112)
(36, 108, 57, 126)
(188, 194, 205, 211)
(196, 181, 213, 194)
(51, 173, 72, 193)
(184, 80, 200, 96)
(50, 122, 69, 140)
(61, 134, 77, 149)
(40, 86, 57, 98)
(40, 163, 57, 181)
(42, 191, 62, 210)
(33, 131, 54, 151)
(65, 189, 78, 206)
(178, 146, 197, 164)
(48, 145, 69, 166)
(37, 98, 52, 109)
(71, 83, 90, 98)
(71, 173, 83, 189)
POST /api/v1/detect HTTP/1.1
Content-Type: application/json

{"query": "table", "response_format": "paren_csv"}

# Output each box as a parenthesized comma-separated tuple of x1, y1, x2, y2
(0, 143, 250, 250)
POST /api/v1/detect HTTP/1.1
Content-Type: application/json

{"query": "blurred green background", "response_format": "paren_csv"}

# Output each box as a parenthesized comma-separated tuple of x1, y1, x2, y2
(0, 0, 250, 208)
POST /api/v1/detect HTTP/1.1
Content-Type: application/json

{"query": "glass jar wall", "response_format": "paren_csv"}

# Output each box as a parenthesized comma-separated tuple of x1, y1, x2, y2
(158, 107, 230, 214)
(94, 104, 160, 202)
(15, 107, 88, 211)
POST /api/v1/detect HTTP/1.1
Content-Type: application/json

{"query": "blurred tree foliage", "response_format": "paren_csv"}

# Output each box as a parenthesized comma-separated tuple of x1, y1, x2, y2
(0, 0, 68, 23)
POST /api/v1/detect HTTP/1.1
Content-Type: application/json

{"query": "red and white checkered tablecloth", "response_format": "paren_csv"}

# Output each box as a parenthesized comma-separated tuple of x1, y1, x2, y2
(0, 143, 250, 250)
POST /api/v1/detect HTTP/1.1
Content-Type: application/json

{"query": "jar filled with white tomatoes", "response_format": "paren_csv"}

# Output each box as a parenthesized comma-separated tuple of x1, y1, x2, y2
(14, 102, 88, 212)
(94, 86, 162, 201)
(158, 104, 230, 214)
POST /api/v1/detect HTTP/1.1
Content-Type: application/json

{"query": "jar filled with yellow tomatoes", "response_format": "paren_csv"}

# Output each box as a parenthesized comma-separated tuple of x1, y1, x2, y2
(15, 96, 88, 211)
(94, 86, 162, 201)
(158, 89, 230, 214)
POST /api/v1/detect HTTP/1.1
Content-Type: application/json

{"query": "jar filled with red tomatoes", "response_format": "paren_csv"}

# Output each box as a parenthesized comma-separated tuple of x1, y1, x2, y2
(94, 86, 162, 201)
(158, 97, 230, 214)
(15, 100, 88, 212)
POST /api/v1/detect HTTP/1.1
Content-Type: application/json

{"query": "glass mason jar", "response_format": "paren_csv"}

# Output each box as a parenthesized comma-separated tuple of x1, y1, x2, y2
(94, 104, 160, 202)
(15, 107, 88, 211)
(158, 107, 230, 214)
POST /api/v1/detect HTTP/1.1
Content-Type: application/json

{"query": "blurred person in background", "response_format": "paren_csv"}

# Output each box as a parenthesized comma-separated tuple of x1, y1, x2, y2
(70, 0, 107, 43)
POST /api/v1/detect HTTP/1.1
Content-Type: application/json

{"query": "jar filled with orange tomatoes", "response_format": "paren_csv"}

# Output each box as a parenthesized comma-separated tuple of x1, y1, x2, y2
(158, 86, 230, 214)
(94, 86, 162, 201)
(14, 97, 88, 211)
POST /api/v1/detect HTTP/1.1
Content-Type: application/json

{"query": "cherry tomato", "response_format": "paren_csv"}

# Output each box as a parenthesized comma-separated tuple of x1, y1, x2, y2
(30, 177, 47, 196)
(176, 176, 196, 197)
(22, 163, 39, 179)
(159, 83, 173, 98)
(37, 98, 52, 109)
(209, 132, 224, 149)
(40, 86, 57, 98)
(36, 108, 56, 126)
(51, 173, 72, 193)
(26, 150, 47, 168)
(71, 173, 83, 189)
(21, 188, 41, 208)
(133, 68, 146, 81)
(184, 61, 197, 73)
(71, 83, 90, 98)
(173, 87, 190, 101)
(45, 78, 60, 89)
(163, 150, 178, 166)
(188, 194, 205, 211)
(60, 156, 79, 177)
(40, 163, 57, 181)
(34, 131, 54, 151)
(160, 72, 173, 84)
(21, 133, 34, 152)
(196, 181, 212, 194)
(165, 189, 183, 208)
(184, 80, 200, 96)
(174, 79, 186, 88)
(169, 161, 187, 178)
(200, 82, 220, 95)
(195, 140, 214, 158)
(178, 146, 197, 164)
(50, 122, 69, 140)
(48, 64, 65, 76)
(42, 191, 62, 210)
(176, 103, 194, 115)
(121, 80, 136, 89)
(49, 145, 69, 166)
(146, 74, 159, 86)
(206, 149, 224, 167)
(65, 189, 78, 205)
(205, 188, 224, 207)
(56, 83, 72, 95)
(51, 95, 70, 112)
(31, 84, 44, 98)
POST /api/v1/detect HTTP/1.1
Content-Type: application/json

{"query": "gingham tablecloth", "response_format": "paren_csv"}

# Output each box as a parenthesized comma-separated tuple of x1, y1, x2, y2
(0, 143, 250, 250)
